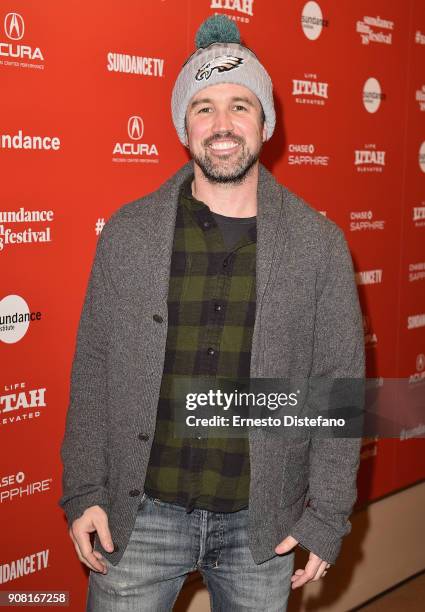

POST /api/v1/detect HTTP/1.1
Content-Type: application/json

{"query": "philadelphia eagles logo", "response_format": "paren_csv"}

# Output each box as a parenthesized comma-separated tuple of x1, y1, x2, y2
(195, 55, 244, 81)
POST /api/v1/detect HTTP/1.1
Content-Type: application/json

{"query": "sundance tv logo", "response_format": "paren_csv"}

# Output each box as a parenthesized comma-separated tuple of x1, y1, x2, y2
(112, 116, 159, 163)
(0, 295, 42, 344)
(0, 550, 49, 585)
(0, 12, 45, 70)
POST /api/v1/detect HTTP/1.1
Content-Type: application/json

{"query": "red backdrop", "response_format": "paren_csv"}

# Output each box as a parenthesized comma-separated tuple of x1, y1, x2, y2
(1, 1, 424, 608)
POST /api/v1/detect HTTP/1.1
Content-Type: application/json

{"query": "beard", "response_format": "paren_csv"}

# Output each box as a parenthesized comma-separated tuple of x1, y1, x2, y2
(189, 132, 262, 185)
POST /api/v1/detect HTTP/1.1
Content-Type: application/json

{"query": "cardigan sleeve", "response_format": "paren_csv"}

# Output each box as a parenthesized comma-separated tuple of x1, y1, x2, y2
(58, 226, 116, 526)
(289, 227, 365, 564)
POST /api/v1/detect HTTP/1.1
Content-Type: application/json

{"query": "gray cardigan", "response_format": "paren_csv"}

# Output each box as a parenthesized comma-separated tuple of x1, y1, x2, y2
(59, 161, 365, 566)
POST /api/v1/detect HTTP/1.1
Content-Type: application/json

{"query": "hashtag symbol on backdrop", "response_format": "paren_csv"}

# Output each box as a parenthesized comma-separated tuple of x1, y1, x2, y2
(95, 218, 105, 235)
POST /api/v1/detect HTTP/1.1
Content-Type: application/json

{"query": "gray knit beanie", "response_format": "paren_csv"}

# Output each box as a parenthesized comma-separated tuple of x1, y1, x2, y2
(171, 15, 276, 145)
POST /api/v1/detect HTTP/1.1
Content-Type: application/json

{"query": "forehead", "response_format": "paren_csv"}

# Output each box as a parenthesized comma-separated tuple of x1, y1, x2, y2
(188, 82, 261, 108)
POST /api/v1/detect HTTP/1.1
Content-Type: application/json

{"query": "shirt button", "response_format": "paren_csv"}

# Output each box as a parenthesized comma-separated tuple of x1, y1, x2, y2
(214, 303, 222, 312)
(153, 314, 163, 323)
(203, 221, 210, 229)
(138, 433, 149, 441)
(129, 489, 141, 497)
(207, 347, 215, 356)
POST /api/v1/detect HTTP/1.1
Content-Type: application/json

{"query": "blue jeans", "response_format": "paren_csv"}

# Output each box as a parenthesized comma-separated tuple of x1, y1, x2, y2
(87, 493, 294, 611)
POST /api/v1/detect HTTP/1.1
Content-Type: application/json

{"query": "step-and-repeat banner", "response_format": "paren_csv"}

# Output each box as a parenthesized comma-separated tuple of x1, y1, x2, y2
(1, 0, 424, 607)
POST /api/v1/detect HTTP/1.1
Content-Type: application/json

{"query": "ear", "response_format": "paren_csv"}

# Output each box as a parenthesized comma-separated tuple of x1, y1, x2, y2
(262, 122, 267, 142)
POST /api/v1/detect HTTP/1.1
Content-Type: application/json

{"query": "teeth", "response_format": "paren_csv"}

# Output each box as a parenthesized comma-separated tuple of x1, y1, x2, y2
(210, 141, 238, 150)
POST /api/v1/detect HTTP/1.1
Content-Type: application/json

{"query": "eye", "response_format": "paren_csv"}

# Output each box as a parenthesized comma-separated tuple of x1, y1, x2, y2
(198, 107, 213, 114)
(234, 105, 248, 111)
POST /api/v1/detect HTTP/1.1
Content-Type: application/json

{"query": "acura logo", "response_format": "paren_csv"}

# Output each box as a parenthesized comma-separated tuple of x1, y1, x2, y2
(4, 12, 24, 41)
(416, 353, 425, 372)
(127, 116, 144, 141)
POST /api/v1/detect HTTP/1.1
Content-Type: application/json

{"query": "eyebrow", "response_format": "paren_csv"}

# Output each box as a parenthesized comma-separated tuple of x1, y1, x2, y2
(189, 96, 255, 110)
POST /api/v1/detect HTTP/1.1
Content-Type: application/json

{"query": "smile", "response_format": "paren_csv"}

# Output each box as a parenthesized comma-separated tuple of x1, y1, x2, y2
(208, 141, 240, 151)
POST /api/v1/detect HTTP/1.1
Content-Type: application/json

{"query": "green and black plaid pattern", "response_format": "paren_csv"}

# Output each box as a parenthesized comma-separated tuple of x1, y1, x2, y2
(144, 176, 256, 512)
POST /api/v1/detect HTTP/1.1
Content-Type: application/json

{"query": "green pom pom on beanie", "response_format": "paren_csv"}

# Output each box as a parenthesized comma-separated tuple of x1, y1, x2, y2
(195, 14, 241, 49)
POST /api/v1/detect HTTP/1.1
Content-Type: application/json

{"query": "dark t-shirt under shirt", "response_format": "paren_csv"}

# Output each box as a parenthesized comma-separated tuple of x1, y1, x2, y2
(210, 210, 256, 251)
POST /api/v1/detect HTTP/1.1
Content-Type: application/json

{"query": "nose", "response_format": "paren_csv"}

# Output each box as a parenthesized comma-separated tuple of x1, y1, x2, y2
(211, 109, 234, 134)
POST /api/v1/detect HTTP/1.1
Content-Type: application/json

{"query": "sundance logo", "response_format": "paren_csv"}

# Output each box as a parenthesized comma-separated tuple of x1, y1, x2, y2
(0, 130, 60, 151)
(363, 78, 386, 113)
(0, 13, 44, 69)
(112, 115, 159, 163)
(0, 295, 42, 344)
(301, 1, 329, 41)
(356, 15, 394, 46)
(419, 141, 425, 173)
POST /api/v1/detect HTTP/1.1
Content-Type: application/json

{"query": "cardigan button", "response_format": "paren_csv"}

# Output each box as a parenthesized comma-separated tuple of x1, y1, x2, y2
(207, 347, 215, 356)
(138, 432, 149, 441)
(153, 314, 163, 323)
(129, 489, 141, 497)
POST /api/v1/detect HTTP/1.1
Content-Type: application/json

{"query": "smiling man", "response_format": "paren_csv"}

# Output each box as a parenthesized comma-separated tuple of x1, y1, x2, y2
(60, 15, 364, 612)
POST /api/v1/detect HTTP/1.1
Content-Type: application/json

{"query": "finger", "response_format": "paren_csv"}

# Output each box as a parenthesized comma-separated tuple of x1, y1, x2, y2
(312, 560, 328, 581)
(94, 517, 114, 553)
(291, 558, 321, 589)
(275, 535, 298, 554)
(73, 528, 106, 573)
(70, 534, 100, 572)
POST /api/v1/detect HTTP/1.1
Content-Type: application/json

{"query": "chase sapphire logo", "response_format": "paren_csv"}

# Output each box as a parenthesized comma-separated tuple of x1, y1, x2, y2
(195, 55, 244, 81)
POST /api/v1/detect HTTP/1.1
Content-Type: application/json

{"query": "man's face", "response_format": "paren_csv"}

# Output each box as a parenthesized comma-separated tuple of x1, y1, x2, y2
(185, 83, 267, 184)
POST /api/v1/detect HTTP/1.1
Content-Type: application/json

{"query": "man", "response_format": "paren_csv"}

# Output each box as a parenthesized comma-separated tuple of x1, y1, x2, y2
(60, 15, 364, 611)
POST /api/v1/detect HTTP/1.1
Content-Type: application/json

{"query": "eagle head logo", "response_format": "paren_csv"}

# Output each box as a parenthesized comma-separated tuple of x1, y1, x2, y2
(195, 55, 244, 81)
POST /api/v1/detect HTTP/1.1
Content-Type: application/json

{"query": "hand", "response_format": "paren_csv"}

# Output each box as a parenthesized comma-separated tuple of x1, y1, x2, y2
(275, 535, 331, 589)
(69, 505, 114, 574)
